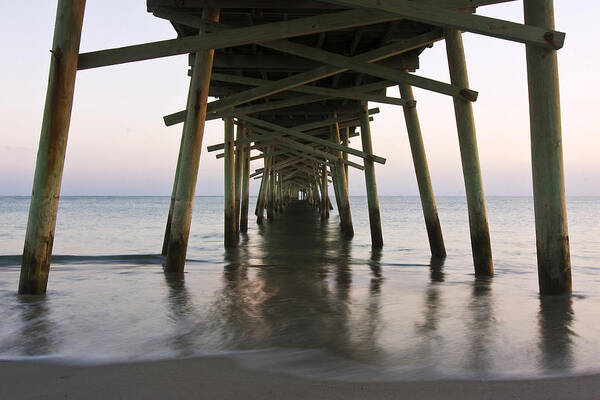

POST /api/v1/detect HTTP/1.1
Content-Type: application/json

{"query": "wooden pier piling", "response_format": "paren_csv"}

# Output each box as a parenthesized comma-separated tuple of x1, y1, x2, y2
(359, 103, 383, 248)
(321, 166, 329, 220)
(524, 0, 571, 295)
(234, 122, 244, 233)
(399, 82, 446, 258)
(239, 124, 250, 233)
(224, 116, 237, 247)
(330, 120, 354, 237)
(19, 0, 86, 295)
(445, 28, 493, 276)
(164, 8, 220, 272)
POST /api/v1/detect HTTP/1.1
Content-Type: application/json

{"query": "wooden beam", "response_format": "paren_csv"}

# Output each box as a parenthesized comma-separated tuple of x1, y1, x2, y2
(321, 0, 564, 49)
(148, 0, 515, 9)
(250, 128, 363, 170)
(211, 73, 410, 106)
(206, 30, 443, 113)
(206, 108, 378, 152)
(259, 36, 476, 100)
(234, 114, 387, 164)
(77, 9, 403, 70)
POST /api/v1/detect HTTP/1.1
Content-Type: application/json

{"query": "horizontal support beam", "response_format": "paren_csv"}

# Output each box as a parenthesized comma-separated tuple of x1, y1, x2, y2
(251, 128, 363, 170)
(77, 9, 403, 70)
(234, 113, 386, 164)
(258, 36, 476, 100)
(148, 0, 515, 8)
(206, 109, 377, 152)
(206, 30, 443, 114)
(322, 0, 564, 49)
(163, 75, 391, 126)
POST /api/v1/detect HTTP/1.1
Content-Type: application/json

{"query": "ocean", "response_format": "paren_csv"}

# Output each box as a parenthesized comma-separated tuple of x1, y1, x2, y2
(1, 196, 599, 381)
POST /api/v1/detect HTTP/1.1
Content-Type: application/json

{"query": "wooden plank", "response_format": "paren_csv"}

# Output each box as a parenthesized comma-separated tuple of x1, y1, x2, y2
(78, 9, 402, 70)
(321, 0, 564, 49)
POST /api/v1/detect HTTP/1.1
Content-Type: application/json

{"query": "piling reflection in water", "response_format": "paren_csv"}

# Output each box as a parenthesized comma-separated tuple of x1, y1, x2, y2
(17, 296, 57, 356)
(538, 295, 574, 372)
(466, 277, 495, 374)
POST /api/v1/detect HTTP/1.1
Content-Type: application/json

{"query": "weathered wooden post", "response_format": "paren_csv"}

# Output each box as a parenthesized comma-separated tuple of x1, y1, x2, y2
(255, 173, 266, 224)
(445, 28, 493, 275)
(359, 103, 383, 248)
(224, 116, 237, 247)
(239, 125, 250, 233)
(399, 82, 446, 258)
(234, 122, 245, 233)
(277, 172, 283, 210)
(342, 127, 350, 186)
(165, 8, 220, 272)
(524, 0, 571, 295)
(321, 165, 329, 220)
(19, 0, 86, 295)
(267, 161, 275, 221)
(331, 120, 354, 237)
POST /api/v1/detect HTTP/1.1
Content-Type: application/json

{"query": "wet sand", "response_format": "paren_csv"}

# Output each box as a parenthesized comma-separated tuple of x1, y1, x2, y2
(2, 357, 599, 400)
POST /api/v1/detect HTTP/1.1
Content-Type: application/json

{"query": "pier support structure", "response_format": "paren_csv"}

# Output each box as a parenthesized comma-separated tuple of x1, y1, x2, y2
(321, 165, 329, 220)
(524, 0, 571, 295)
(330, 119, 354, 237)
(164, 8, 220, 272)
(359, 103, 383, 248)
(19, 0, 86, 295)
(239, 124, 250, 233)
(234, 122, 245, 233)
(445, 28, 493, 276)
(399, 82, 446, 258)
(224, 116, 237, 247)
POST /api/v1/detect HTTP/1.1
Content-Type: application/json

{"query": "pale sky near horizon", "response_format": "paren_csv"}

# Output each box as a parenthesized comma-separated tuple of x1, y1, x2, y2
(1, 1, 598, 196)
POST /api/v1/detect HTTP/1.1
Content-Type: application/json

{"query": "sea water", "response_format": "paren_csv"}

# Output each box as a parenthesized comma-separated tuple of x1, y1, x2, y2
(1, 196, 599, 381)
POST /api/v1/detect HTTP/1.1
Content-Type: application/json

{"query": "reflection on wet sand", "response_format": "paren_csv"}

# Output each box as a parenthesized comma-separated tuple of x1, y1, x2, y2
(538, 295, 574, 372)
(466, 276, 495, 374)
(17, 296, 57, 356)
(164, 273, 195, 356)
(210, 201, 383, 362)
(156, 201, 581, 378)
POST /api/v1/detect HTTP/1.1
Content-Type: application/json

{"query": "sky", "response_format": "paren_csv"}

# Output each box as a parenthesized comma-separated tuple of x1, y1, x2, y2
(1, 1, 598, 196)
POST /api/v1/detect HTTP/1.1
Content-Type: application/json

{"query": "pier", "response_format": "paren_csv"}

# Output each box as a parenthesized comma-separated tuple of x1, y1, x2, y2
(19, 0, 570, 296)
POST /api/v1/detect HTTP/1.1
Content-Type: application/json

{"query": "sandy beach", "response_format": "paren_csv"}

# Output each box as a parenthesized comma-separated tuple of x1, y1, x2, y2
(2, 357, 599, 400)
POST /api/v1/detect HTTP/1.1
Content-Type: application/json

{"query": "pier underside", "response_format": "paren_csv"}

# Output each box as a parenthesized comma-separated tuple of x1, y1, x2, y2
(18, 0, 571, 296)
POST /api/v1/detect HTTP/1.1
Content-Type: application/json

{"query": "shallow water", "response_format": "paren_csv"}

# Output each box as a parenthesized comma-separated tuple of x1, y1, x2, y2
(0, 196, 599, 381)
